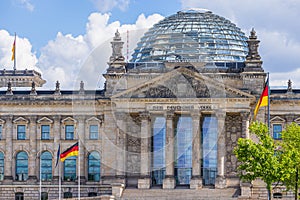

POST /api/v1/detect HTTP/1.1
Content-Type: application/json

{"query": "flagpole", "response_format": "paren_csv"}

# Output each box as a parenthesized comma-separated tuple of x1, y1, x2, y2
(59, 160, 61, 200)
(13, 33, 16, 70)
(78, 139, 80, 200)
(267, 72, 270, 131)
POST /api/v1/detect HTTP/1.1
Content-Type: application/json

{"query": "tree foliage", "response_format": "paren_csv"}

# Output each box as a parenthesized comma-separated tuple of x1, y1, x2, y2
(234, 122, 283, 199)
(280, 122, 300, 200)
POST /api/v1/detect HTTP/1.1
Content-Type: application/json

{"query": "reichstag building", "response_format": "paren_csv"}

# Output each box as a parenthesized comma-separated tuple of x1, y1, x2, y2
(0, 8, 295, 199)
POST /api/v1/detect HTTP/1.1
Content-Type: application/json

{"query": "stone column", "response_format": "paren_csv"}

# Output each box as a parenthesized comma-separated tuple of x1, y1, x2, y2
(138, 111, 151, 189)
(115, 112, 126, 183)
(215, 111, 227, 189)
(190, 111, 202, 189)
(28, 116, 37, 182)
(163, 111, 175, 189)
(52, 115, 61, 182)
(4, 115, 13, 182)
(77, 116, 86, 183)
(241, 112, 250, 139)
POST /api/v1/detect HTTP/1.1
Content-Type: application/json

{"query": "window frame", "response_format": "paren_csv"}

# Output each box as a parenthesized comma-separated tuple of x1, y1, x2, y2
(65, 125, 74, 140)
(41, 125, 50, 140)
(17, 125, 26, 140)
(15, 151, 28, 181)
(88, 151, 101, 181)
(63, 156, 76, 181)
(272, 123, 283, 140)
(89, 125, 99, 140)
(40, 151, 52, 181)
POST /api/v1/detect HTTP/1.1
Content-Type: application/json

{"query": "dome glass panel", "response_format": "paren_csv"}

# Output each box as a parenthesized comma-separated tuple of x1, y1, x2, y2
(130, 9, 248, 63)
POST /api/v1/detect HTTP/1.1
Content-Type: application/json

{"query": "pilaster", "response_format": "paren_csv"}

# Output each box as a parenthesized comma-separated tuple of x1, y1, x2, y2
(241, 111, 250, 139)
(215, 111, 227, 189)
(52, 115, 61, 181)
(77, 116, 86, 182)
(3, 115, 13, 182)
(163, 111, 175, 189)
(115, 112, 127, 184)
(28, 116, 38, 182)
(190, 111, 202, 189)
(138, 111, 151, 189)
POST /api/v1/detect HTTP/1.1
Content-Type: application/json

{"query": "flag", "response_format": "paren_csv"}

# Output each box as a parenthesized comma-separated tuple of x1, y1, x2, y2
(254, 78, 269, 120)
(60, 142, 79, 162)
(55, 144, 60, 168)
(11, 36, 16, 61)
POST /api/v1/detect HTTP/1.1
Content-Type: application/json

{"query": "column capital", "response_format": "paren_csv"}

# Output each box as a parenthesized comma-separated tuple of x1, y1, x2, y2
(215, 111, 226, 119)
(241, 111, 251, 121)
(165, 111, 175, 120)
(139, 111, 150, 121)
(191, 111, 201, 120)
(115, 112, 127, 120)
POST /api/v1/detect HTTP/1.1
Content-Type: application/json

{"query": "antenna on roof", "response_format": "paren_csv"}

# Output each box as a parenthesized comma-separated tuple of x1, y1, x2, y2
(126, 30, 129, 61)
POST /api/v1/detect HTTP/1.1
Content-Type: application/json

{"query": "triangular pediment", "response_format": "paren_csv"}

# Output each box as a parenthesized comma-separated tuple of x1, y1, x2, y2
(13, 117, 29, 124)
(61, 117, 77, 124)
(112, 67, 255, 100)
(270, 116, 285, 123)
(37, 117, 53, 124)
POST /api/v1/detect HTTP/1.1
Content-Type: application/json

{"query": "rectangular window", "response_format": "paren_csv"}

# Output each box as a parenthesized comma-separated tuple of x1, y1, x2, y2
(89, 125, 98, 140)
(65, 125, 74, 140)
(17, 125, 26, 140)
(0, 125, 2, 140)
(41, 125, 50, 140)
(273, 124, 282, 140)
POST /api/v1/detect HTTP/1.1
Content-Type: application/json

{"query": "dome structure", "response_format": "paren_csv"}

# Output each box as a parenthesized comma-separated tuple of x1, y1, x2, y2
(130, 9, 248, 63)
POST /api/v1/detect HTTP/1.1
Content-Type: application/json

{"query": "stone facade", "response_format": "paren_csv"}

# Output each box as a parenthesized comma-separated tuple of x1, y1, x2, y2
(0, 12, 297, 200)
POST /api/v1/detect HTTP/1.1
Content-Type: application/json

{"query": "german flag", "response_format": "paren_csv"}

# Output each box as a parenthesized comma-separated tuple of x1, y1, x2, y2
(11, 36, 16, 61)
(60, 142, 79, 162)
(253, 78, 269, 120)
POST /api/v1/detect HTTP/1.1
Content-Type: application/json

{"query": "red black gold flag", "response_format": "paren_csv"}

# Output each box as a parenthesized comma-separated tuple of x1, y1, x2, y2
(60, 142, 79, 162)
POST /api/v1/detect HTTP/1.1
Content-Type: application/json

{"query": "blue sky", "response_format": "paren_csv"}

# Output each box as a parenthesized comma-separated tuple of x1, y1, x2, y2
(0, 0, 300, 89)
(0, 0, 180, 54)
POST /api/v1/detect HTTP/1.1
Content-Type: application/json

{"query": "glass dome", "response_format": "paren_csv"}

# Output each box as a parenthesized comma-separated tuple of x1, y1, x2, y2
(130, 9, 248, 63)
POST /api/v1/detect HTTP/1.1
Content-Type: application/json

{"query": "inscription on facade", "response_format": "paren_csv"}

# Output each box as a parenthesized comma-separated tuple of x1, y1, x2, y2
(147, 104, 216, 111)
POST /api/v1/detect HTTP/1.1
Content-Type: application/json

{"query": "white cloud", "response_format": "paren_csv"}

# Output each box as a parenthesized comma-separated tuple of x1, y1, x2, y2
(0, 30, 38, 71)
(18, 0, 34, 12)
(37, 12, 164, 89)
(90, 0, 130, 12)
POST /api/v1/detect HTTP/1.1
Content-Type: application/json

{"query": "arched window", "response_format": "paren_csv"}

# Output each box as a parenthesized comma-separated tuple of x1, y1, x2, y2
(88, 151, 100, 181)
(64, 156, 76, 181)
(15, 192, 24, 200)
(16, 152, 28, 181)
(40, 151, 52, 181)
(0, 152, 4, 181)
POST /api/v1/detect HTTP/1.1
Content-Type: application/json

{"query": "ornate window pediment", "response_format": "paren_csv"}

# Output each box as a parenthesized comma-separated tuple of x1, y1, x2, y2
(86, 116, 103, 124)
(270, 116, 285, 123)
(13, 117, 28, 124)
(294, 117, 300, 123)
(37, 117, 53, 124)
(61, 117, 77, 124)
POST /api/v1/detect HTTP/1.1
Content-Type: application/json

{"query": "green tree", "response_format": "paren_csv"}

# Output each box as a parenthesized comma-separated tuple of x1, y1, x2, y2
(281, 122, 300, 200)
(234, 122, 282, 200)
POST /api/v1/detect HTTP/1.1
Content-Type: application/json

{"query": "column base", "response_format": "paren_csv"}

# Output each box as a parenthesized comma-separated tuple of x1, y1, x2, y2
(190, 177, 202, 189)
(138, 178, 151, 189)
(240, 181, 252, 197)
(215, 175, 227, 189)
(111, 183, 125, 198)
(163, 177, 175, 189)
